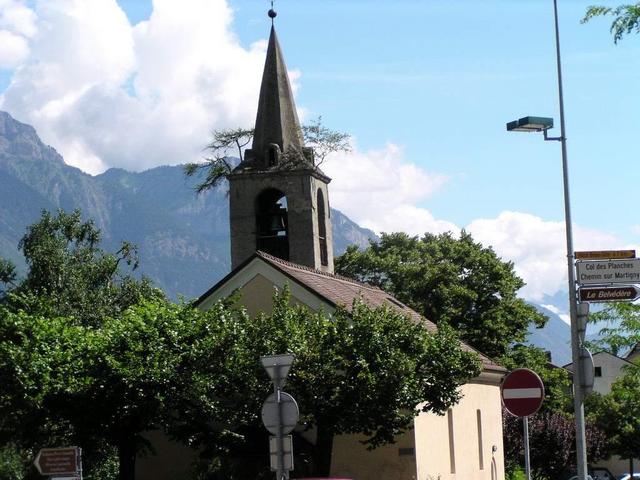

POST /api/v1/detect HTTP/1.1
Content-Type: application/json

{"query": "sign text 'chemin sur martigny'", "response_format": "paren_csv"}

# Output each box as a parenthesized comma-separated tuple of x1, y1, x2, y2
(576, 258, 640, 285)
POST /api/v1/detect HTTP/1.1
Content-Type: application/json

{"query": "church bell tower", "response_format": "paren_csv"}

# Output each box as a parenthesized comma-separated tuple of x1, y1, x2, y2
(228, 12, 334, 273)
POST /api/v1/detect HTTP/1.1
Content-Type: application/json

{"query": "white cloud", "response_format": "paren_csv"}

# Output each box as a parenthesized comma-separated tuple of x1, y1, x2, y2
(323, 142, 457, 236)
(0, 0, 37, 38)
(0, 29, 28, 67)
(0, 0, 37, 68)
(467, 211, 639, 301)
(0, 0, 270, 173)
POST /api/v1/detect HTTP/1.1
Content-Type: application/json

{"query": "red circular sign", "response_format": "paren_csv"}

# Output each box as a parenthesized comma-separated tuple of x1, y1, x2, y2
(501, 368, 545, 417)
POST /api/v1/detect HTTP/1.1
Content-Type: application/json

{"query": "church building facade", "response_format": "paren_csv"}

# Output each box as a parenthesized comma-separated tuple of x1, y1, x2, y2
(193, 12, 507, 480)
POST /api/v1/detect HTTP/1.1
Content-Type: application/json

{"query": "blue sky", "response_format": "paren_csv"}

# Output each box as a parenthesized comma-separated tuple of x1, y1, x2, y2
(0, 0, 637, 304)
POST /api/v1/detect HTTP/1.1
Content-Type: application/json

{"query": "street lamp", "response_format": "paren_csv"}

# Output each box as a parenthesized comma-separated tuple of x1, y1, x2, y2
(505, 1, 589, 480)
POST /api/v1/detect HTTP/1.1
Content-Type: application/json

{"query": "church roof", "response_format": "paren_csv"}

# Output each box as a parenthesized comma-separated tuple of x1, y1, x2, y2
(252, 26, 304, 160)
(196, 251, 505, 373)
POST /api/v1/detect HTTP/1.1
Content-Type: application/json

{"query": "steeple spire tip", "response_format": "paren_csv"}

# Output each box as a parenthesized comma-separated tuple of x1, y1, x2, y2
(268, 0, 276, 25)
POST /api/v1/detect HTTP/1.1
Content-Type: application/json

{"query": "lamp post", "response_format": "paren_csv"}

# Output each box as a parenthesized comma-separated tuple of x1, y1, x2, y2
(506, 1, 589, 479)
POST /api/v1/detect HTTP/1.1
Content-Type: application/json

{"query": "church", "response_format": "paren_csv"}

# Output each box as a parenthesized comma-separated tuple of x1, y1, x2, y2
(144, 10, 506, 480)
(196, 10, 506, 480)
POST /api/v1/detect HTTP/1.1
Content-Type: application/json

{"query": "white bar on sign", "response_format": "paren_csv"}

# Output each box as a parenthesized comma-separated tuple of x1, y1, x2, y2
(503, 388, 542, 399)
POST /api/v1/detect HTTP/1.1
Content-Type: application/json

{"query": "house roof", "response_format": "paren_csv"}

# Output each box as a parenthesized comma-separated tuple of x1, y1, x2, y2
(562, 350, 634, 370)
(626, 342, 640, 360)
(196, 251, 505, 373)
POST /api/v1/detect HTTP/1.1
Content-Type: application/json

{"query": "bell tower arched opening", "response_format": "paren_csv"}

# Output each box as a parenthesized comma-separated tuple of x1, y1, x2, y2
(317, 188, 328, 267)
(256, 188, 289, 260)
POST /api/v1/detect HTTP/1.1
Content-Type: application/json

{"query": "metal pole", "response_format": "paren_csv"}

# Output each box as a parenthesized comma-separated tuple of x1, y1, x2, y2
(78, 447, 83, 480)
(523, 417, 531, 480)
(552, 1, 588, 478)
(275, 367, 286, 480)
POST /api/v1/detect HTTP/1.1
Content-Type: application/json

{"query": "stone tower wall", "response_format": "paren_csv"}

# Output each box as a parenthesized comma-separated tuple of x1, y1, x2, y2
(229, 169, 334, 273)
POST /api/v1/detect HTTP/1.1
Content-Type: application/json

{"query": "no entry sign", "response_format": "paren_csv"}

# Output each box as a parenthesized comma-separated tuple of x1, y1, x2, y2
(501, 368, 545, 417)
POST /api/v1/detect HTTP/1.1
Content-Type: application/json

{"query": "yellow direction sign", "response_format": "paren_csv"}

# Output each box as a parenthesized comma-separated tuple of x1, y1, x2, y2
(575, 250, 636, 260)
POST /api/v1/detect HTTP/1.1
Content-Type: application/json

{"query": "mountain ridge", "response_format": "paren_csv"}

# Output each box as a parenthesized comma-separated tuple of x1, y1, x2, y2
(0, 111, 572, 361)
(0, 111, 376, 299)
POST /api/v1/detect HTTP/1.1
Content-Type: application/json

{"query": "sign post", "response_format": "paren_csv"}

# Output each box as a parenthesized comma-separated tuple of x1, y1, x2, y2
(261, 354, 297, 480)
(502, 369, 545, 480)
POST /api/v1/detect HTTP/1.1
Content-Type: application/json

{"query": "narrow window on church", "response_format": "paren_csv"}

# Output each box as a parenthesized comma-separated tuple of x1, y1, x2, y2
(477, 409, 484, 470)
(266, 144, 280, 167)
(255, 188, 289, 261)
(447, 409, 456, 473)
(317, 188, 328, 266)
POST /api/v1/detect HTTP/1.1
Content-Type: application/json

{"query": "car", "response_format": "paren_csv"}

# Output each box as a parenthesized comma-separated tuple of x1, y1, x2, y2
(567, 475, 594, 480)
(591, 467, 615, 480)
(616, 474, 640, 480)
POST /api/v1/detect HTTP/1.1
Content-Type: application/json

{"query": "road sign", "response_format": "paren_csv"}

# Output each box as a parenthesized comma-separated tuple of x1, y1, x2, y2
(269, 435, 293, 471)
(261, 391, 299, 436)
(261, 354, 295, 389)
(579, 285, 640, 302)
(576, 258, 640, 285)
(34, 447, 79, 476)
(575, 250, 635, 260)
(501, 368, 545, 417)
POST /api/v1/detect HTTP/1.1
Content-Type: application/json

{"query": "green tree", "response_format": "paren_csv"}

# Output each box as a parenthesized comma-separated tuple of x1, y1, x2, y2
(0, 299, 248, 480)
(503, 409, 606, 480)
(0, 209, 165, 479)
(587, 364, 640, 476)
(1, 209, 160, 326)
(189, 290, 481, 478)
(582, 4, 640, 43)
(335, 231, 547, 358)
(184, 117, 351, 193)
(587, 301, 640, 356)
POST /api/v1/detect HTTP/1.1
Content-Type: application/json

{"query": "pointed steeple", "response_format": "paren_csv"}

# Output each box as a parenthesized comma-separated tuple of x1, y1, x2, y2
(247, 25, 308, 169)
(227, 10, 334, 273)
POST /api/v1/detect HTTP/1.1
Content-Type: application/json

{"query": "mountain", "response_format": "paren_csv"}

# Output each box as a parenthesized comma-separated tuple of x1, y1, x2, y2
(0, 111, 376, 300)
(0, 110, 582, 361)
(526, 303, 572, 366)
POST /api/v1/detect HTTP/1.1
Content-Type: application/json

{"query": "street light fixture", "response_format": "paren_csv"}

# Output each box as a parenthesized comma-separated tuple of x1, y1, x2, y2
(505, 116, 553, 133)
(505, 1, 589, 480)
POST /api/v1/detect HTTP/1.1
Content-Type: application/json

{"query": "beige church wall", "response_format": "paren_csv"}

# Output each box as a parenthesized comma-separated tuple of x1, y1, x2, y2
(237, 273, 308, 317)
(414, 381, 504, 480)
(330, 430, 418, 480)
(328, 381, 504, 480)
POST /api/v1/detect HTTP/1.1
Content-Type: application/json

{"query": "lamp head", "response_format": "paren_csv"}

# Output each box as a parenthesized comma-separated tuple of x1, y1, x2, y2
(506, 116, 554, 133)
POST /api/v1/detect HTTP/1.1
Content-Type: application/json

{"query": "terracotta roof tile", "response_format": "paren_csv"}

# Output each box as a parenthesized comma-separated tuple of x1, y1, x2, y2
(255, 251, 504, 372)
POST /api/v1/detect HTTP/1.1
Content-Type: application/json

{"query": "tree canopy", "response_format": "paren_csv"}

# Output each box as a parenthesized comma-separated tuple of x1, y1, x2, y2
(582, 4, 640, 43)
(587, 301, 640, 356)
(503, 409, 606, 480)
(1, 209, 161, 326)
(587, 364, 640, 472)
(0, 211, 482, 479)
(184, 290, 481, 478)
(335, 231, 547, 358)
